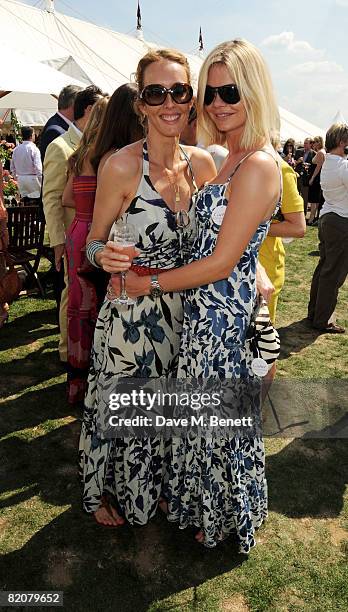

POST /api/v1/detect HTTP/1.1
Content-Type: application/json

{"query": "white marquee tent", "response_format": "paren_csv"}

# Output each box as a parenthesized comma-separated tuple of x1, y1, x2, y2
(278, 106, 325, 143)
(0, 0, 202, 127)
(332, 110, 347, 125)
(0, 43, 85, 125)
(0, 0, 324, 141)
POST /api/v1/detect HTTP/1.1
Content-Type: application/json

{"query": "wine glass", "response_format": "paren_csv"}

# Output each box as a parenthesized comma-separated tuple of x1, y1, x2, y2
(107, 222, 137, 306)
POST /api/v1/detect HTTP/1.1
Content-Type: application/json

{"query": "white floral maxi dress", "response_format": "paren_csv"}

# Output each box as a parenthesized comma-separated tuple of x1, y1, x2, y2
(79, 141, 197, 524)
(164, 156, 280, 553)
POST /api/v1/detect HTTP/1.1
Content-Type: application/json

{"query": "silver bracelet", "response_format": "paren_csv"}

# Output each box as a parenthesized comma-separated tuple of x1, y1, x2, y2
(86, 240, 106, 268)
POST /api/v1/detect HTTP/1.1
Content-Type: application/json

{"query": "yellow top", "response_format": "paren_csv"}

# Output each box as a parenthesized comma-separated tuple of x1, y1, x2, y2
(259, 159, 304, 323)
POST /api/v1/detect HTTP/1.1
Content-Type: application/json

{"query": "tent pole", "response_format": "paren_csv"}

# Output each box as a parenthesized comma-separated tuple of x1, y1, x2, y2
(44, 1, 55, 13)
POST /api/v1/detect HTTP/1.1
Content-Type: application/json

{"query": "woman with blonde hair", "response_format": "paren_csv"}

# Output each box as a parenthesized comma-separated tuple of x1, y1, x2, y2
(111, 39, 281, 552)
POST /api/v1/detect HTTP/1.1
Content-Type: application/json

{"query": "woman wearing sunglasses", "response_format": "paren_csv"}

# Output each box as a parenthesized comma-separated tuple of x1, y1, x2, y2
(113, 39, 281, 553)
(79, 49, 216, 527)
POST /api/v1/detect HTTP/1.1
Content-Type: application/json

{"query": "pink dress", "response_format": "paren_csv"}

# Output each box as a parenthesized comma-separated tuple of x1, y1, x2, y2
(66, 175, 108, 404)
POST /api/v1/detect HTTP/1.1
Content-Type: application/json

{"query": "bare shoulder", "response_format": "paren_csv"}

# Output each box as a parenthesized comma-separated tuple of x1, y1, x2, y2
(241, 149, 279, 182)
(183, 145, 216, 184)
(101, 140, 143, 182)
(98, 150, 114, 175)
(186, 145, 214, 165)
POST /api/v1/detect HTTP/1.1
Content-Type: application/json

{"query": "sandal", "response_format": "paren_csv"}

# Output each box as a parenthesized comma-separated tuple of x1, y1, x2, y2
(313, 323, 345, 334)
(94, 495, 125, 528)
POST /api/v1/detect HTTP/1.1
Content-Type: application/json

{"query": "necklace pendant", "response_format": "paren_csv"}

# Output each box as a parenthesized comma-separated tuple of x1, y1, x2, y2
(176, 209, 190, 228)
(175, 191, 180, 203)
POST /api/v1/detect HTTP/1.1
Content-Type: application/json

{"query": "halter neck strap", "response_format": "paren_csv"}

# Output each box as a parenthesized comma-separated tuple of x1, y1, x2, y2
(142, 139, 198, 194)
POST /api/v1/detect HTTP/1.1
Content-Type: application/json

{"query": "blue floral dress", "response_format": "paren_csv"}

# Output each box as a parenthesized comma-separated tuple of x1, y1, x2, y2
(79, 141, 197, 523)
(164, 151, 280, 553)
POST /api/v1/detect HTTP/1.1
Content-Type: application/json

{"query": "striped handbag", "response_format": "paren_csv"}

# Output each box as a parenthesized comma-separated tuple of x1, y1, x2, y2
(247, 296, 280, 369)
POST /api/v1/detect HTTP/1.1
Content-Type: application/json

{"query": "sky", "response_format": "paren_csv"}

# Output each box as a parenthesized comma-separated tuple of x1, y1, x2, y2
(26, 0, 348, 130)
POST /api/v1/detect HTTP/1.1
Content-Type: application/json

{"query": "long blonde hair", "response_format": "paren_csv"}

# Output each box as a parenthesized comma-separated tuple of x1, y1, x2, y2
(313, 135, 324, 150)
(197, 39, 279, 150)
(68, 96, 108, 176)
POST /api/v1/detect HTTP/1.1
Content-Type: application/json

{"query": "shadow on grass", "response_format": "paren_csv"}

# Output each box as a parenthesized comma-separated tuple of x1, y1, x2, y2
(267, 435, 347, 518)
(0, 381, 72, 438)
(277, 317, 322, 359)
(0, 391, 245, 611)
(0, 308, 58, 352)
(0, 503, 246, 611)
(0, 342, 65, 399)
(1, 381, 347, 610)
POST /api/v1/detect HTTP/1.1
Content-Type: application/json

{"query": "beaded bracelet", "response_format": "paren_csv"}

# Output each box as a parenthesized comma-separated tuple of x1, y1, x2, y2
(86, 240, 106, 268)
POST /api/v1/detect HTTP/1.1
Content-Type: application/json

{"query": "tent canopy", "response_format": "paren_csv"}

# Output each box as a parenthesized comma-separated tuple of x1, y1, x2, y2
(0, 0, 201, 93)
(279, 106, 325, 143)
(0, 0, 324, 140)
(0, 43, 84, 95)
(0, 92, 57, 126)
(0, 0, 202, 126)
(332, 110, 347, 125)
(43, 56, 92, 86)
(0, 42, 84, 125)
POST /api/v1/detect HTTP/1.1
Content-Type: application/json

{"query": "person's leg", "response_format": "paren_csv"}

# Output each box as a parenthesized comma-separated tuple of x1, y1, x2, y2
(52, 262, 65, 326)
(312, 214, 348, 329)
(308, 202, 318, 224)
(301, 185, 309, 217)
(316, 193, 324, 222)
(308, 218, 325, 321)
(58, 254, 69, 363)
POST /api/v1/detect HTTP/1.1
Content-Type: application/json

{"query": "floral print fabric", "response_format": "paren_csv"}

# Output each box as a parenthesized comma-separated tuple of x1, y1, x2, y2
(164, 174, 279, 553)
(79, 141, 197, 523)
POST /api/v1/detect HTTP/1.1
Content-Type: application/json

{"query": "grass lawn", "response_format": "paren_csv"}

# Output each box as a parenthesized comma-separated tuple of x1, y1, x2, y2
(0, 227, 347, 612)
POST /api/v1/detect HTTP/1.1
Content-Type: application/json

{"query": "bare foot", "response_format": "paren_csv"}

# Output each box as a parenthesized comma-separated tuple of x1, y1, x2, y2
(195, 530, 205, 543)
(158, 497, 168, 515)
(94, 498, 125, 527)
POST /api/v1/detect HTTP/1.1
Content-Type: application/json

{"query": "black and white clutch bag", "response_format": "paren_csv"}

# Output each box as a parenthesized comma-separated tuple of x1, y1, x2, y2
(246, 295, 280, 373)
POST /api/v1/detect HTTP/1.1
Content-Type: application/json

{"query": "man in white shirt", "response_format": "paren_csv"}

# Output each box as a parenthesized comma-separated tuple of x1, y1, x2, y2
(308, 123, 348, 333)
(10, 126, 42, 198)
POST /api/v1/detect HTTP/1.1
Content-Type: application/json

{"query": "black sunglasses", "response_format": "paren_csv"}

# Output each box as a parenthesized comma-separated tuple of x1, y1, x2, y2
(204, 84, 240, 106)
(140, 83, 193, 106)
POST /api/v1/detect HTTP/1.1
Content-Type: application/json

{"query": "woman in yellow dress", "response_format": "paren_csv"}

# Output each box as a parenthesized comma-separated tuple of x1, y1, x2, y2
(259, 137, 306, 324)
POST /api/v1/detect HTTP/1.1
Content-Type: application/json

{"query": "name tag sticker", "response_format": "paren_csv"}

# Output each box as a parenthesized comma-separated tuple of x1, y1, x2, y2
(251, 358, 268, 377)
(212, 207, 226, 226)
